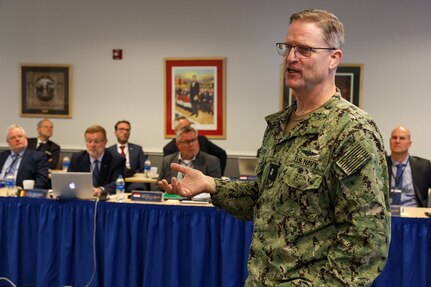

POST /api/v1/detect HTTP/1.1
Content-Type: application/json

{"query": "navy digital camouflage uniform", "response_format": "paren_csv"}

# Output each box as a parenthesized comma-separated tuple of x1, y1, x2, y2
(211, 92, 391, 286)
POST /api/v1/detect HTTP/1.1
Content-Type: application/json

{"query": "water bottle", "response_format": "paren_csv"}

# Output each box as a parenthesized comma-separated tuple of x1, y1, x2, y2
(6, 174, 16, 196)
(144, 159, 151, 178)
(62, 156, 70, 171)
(116, 175, 125, 202)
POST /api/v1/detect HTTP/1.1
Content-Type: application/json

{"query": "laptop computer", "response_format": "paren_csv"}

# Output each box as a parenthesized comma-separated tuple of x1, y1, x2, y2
(51, 172, 95, 200)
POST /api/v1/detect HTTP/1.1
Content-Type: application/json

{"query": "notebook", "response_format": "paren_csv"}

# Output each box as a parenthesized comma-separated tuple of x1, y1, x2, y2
(51, 172, 95, 200)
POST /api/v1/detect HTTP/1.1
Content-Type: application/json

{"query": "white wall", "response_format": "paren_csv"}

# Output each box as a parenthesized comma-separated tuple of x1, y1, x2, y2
(1, 0, 431, 157)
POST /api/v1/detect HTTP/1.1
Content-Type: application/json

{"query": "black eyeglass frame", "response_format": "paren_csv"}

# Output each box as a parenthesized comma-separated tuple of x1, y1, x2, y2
(276, 43, 337, 58)
(178, 138, 198, 145)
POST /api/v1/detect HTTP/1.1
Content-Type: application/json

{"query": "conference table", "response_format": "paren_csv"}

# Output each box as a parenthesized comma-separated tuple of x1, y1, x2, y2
(125, 172, 158, 184)
(0, 190, 430, 287)
(0, 190, 252, 287)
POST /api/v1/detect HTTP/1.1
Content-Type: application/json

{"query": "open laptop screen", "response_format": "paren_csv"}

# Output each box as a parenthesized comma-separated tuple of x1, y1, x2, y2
(51, 172, 95, 200)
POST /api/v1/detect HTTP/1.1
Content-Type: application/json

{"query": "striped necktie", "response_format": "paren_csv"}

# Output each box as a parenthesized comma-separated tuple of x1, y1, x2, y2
(6, 154, 20, 176)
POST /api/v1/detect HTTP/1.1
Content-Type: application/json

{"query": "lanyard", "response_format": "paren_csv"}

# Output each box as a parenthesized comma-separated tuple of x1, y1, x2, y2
(391, 162, 407, 189)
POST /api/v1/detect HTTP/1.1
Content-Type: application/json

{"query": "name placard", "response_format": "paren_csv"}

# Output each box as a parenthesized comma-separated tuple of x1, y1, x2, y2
(131, 191, 164, 202)
(18, 189, 49, 198)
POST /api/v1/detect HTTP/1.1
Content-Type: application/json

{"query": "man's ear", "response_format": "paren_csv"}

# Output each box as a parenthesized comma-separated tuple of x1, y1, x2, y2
(329, 50, 342, 70)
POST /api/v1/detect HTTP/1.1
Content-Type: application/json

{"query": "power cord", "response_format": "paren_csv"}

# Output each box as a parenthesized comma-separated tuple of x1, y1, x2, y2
(0, 277, 17, 287)
(1, 198, 100, 287)
(83, 198, 100, 287)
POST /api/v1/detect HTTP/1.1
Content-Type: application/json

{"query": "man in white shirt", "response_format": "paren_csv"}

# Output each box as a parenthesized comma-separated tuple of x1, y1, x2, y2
(0, 124, 49, 189)
(108, 120, 148, 190)
(387, 126, 431, 207)
(68, 125, 125, 196)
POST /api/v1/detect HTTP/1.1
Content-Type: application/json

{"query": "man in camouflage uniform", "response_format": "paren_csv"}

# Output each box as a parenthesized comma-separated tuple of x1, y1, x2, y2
(159, 9, 390, 287)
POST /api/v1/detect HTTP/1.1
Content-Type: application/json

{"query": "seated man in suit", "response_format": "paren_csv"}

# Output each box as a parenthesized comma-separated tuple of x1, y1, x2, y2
(27, 118, 61, 170)
(68, 125, 125, 197)
(108, 120, 148, 191)
(156, 125, 221, 199)
(163, 116, 227, 175)
(387, 126, 431, 207)
(0, 124, 49, 189)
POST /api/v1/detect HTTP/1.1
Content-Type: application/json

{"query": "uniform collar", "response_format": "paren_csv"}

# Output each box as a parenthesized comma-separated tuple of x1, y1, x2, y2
(265, 91, 344, 138)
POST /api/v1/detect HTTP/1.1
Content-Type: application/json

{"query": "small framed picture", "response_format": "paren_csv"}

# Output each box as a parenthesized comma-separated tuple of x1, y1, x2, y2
(20, 64, 72, 118)
(164, 57, 226, 138)
(280, 64, 363, 109)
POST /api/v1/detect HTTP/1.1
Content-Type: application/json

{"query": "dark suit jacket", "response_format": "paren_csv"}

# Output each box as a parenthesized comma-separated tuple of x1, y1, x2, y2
(387, 155, 431, 207)
(0, 148, 50, 189)
(163, 135, 227, 175)
(68, 149, 125, 194)
(155, 151, 221, 191)
(108, 143, 148, 172)
(27, 137, 61, 170)
(190, 81, 200, 99)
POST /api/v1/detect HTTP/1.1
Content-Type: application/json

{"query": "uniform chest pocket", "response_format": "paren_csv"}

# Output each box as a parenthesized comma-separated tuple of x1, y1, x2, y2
(283, 166, 323, 191)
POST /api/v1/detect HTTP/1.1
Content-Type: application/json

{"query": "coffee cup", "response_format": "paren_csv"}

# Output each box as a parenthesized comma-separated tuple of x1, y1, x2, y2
(150, 167, 158, 178)
(23, 179, 35, 189)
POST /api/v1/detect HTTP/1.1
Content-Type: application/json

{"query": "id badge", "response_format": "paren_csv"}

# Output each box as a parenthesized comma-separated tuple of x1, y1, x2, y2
(390, 189, 402, 206)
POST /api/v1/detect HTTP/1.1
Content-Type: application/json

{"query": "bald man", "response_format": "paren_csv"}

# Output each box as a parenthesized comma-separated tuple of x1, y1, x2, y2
(387, 126, 431, 207)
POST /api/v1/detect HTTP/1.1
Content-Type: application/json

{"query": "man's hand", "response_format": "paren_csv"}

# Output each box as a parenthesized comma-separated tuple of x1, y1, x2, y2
(158, 163, 216, 198)
(93, 187, 103, 197)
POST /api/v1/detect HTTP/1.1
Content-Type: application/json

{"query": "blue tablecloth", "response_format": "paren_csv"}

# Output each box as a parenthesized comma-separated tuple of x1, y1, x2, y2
(0, 197, 253, 287)
(372, 216, 431, 287)
(0, 197, 430, 287)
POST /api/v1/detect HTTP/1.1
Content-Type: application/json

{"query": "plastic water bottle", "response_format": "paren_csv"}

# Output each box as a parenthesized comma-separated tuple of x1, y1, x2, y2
(144, 159, 151, 178)
(62, 156, 70, 172)
(116, 175, 125, 202)
(6, 174, 16, 196)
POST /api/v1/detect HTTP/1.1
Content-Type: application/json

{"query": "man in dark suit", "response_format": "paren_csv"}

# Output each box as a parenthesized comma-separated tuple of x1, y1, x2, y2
(27, 119, 61, 170)
(156, 126, 221, 199)
(163, 116, 227, 175)
(108, 120, 148, 191)
(0, 124, 49, 189)
(387, 126, 431, 207)
(68, 125, 125, 197)
(189, 75, 200, 117)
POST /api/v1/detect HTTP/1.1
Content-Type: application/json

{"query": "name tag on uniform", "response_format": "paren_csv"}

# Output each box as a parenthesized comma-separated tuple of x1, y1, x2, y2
(268, 163, 279, 182)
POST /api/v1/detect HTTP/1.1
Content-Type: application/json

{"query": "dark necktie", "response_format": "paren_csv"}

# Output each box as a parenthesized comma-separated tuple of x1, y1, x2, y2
(5, 154, 20, 176)
(395, 163, 405, 190)
(92, 160, 100, 186)
(120, 146, 126, 157)
(37, 142, 46, 151)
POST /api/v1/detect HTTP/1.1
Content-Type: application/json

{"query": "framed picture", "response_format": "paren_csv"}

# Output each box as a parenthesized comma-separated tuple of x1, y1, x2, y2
(280, 64, 363, 109)
(164, 57, 226, 138)
(20, 64, 72, 118)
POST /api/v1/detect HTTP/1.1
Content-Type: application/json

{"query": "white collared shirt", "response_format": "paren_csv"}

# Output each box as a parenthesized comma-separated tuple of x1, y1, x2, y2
(117, 143, 130, 168)
(391, 156, 418, 207)
(0, 149, 25, 180)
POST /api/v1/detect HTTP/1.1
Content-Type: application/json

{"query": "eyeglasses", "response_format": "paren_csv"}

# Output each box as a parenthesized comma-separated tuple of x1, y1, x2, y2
(276, 43, 336, 58)
(178, 138, 198, 145)
(7, 135, 25, 141)
(117, 128, 130, 132)
(86, 138, 106, 144)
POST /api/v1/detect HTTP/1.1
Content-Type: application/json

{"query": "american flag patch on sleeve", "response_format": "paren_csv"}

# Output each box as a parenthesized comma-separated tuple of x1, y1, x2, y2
(336, 142, 371, 175)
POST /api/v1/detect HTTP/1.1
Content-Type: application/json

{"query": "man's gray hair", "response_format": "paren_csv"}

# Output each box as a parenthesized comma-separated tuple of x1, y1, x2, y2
(6, 124, 26, 140)
(175, 125, 197, 142)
